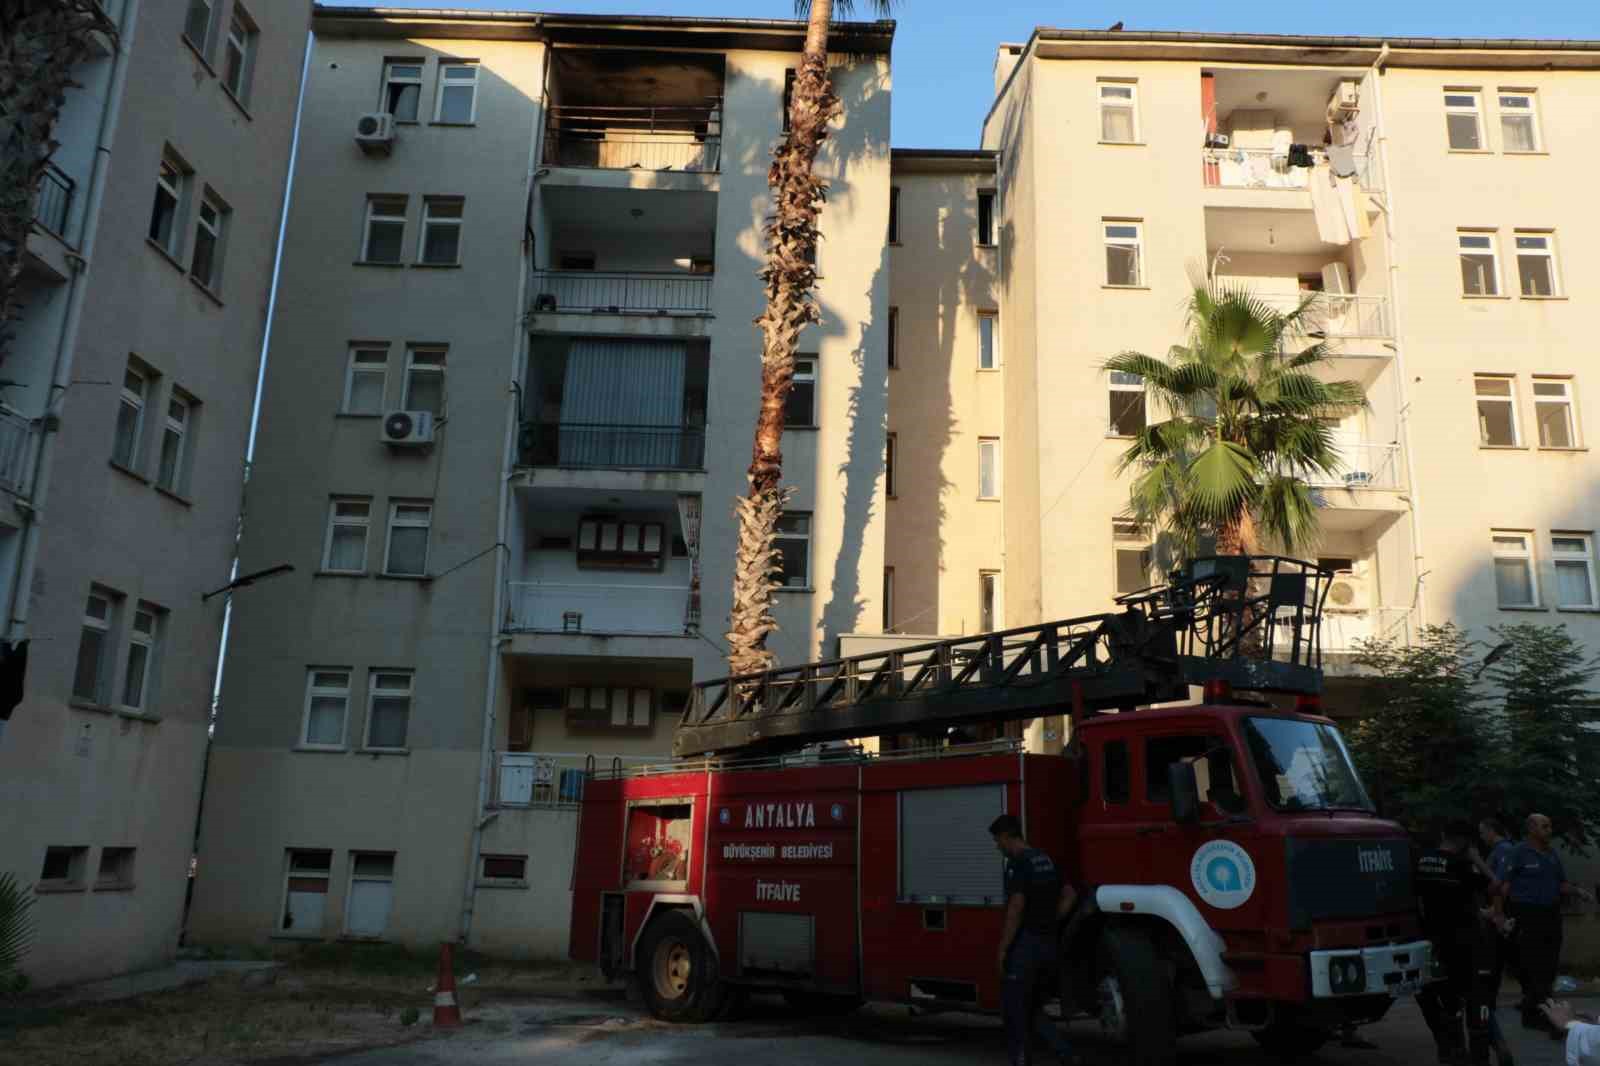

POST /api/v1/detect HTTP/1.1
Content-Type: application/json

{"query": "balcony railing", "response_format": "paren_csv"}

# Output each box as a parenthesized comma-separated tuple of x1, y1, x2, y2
(0, 408, 34, 496)
(1203, 147, 1380, 193)
(530, 270, 712, 315)
(33, 163, 73, 239)
(505, 581, 691, 636)
(1257, 293, 1392, 339)
(493, 751, 665, 809)
(519, 420, 704, 471)
(1302, 442, 1403, 491)
(543, 104, 722, 173)
(1322, 607, 1412, 656)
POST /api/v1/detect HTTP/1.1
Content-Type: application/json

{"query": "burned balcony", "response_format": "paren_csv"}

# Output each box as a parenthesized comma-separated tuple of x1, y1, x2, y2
(543, 50, 724, 174)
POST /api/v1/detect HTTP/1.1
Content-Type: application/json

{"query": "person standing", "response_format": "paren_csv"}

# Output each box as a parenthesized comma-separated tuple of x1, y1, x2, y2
(1503, 814, 1596, 1037)
(1416, 822, 1485, 1064)
(1477, 818, 1518, 1021)
(989, 814, 1078, 1066)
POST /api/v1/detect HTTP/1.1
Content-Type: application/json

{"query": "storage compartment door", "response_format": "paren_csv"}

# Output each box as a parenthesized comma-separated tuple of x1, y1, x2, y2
(899, 784, 1007, 904)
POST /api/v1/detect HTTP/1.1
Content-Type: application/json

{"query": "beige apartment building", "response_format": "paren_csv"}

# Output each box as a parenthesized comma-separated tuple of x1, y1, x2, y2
(0, 0, 310, 986)
(188, 8, 892, 957)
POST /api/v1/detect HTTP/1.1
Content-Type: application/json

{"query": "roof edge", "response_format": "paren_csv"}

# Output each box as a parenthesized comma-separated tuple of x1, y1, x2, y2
(1032, 27, 1600, 51)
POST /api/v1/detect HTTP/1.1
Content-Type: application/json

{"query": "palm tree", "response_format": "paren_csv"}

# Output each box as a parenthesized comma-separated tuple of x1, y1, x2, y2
(0, 871, 34, 993)
(0, 0, 117, 369)
(1103, 282, 1368, 563)
(726, 0, 894, 678)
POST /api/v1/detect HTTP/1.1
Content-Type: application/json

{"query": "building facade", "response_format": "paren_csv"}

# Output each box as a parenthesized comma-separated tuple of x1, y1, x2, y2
(0, 0, 311, 986)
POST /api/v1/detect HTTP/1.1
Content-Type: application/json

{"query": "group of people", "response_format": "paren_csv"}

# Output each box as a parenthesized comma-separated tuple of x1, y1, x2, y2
(1414, 813, 1597, 1066)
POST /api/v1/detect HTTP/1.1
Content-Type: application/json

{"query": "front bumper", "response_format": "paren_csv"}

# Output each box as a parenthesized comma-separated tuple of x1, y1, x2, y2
(1309, 940, 1430, 999)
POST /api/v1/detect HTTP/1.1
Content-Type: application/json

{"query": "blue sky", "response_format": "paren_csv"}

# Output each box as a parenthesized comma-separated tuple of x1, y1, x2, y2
(323, 2, 1600, 147)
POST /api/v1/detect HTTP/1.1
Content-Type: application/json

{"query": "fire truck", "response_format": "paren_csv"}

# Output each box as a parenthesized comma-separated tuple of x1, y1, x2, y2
(569, 556, 1428, 1064)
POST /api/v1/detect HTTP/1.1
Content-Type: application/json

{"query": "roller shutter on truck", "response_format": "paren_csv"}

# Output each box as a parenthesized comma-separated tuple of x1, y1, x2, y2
(899, 784, 1008, 903)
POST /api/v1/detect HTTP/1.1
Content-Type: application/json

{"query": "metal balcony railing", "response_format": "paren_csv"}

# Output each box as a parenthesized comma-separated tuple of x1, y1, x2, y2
(518, 420, 704, 471)
(1203, 147, 1381, 193)
(1301, 442, 1403, 491)
(0, 408, 34, 496)
(530, 270, 712, 315)
(505, 581, 691, 636)
(543, 103, 722, 172)
(1257, 293, 1392, 339)
(33, 163, 74, 239)
(1322, 607, 1413, 655)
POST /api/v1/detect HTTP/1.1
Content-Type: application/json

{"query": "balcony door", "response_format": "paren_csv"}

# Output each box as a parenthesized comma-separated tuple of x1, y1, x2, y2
(561, 339, 686, 467)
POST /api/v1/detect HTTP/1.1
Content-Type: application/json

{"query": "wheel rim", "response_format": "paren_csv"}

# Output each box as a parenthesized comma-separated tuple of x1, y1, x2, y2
(653, 938, 693, 999)
(1097, 975, 1128, 1042)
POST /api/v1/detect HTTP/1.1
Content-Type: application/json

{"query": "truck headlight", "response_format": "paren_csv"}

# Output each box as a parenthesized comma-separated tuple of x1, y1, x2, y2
(1328, 955, 1366, 994)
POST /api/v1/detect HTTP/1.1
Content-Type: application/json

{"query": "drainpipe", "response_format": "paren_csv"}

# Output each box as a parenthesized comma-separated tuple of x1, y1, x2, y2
(1366, 42, 1429, 627)
(4, 0, 142, 646)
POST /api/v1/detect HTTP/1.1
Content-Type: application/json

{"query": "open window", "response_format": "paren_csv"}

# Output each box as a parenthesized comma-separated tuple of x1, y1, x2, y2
(625, 801, 693, 886)
(1145, 734, 1242, 814)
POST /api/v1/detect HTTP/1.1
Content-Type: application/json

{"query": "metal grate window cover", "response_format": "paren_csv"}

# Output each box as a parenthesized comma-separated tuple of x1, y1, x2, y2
(899, 784, 1007, 903)
(739, 912, 814, 975)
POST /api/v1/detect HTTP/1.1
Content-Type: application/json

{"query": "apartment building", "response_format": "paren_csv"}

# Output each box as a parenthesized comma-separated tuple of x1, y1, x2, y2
(0, 0, 310, 986)
(188, 8, 892, 956)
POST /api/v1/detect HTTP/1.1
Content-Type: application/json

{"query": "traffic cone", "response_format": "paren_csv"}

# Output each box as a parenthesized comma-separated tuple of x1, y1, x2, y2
(433, 942, 463, 1028)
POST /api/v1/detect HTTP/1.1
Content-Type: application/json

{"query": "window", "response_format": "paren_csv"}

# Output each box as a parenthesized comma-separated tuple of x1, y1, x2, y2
(149, 155, 185, 256)
(403, 347, 446, 414)
(183, 0, 213, 53)
(434, 61, 479, 124)
(39, 846, 87, 889)
(1104, 221, 1143, 287)
(362, 196, 406, 264)
(73, 589, 117, 704)
(301, 669, 350, 748)
(323, 498, 371, 573)
(344, 346, 388, 413)
(345, 854, 395, 938)
(782, 69, 796, 131)
(384, 502, 432, 576)
(381, 60, 423, 122)
(979, 570, 999, 632)
(1103, 740, 1130, 805)
(888, 186, 900, 243)
(190, 192, 227, 291)
(157, 393, 190, 492)
(1553, 534, 1597, 610)
(1115, 519, 1153, 597)
(977, 190, 995, 245)
(1499, 91, 1541, 153)
(1515, 232, 1559, 297)
(882, 567, 894, 631)
(1108, 371, 1145, 436)
(576, 518, 665, 571)
(978, 311, 998, 370)
(96, 847, 136, 890)
(365, 671, 412, 750)
(121, 603, 161, 711)
(885, 432, 896, 497)
(222, 7, 256, 104)
(1475, 376, 1520, 447)
(978, 438, 999, 499)
(776, 513, 811, 588)
(419, 198, 463, 265)
(566, 686, 653, 730)
(1534, 378, 1577, 448)
(1492, 531, 1538, 608)
(1444, 91, 1484, 150)
(887, 306, 898, 369)
(281, 849, 331, 935)
(481, 854, 527, 884)
(786, 356, 817, 427)
(113, 365, 148, 469)
(1099, 81, 1139, 143)
(1145, 735, 1236, 806)
(1459, 231, 1501, 296)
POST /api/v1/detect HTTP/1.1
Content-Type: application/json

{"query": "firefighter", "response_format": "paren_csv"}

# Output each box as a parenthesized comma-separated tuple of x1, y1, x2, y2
(989, 814, 1078, 1066)
(1416, 821, 1486, 1065)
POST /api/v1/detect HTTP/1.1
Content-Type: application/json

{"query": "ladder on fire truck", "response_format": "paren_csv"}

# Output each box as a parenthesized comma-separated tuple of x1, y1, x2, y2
(674, 555, 1334, 757)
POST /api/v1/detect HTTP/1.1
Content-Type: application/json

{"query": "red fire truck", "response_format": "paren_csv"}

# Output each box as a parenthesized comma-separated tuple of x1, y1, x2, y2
(570, 557, 1428, 1064)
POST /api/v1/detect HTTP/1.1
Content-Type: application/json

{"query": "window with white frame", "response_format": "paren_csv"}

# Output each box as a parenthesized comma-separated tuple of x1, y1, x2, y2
(775, 512, 811, 588)
(434, 61, 479, 124)
(112, 365, 148, 469)
(978, 311, 998, 370)
(1499, 91, 1541, 153)
(1108, 371, 1146, 436)
(419, 198, 463, 265)
(1104, 221, 1143, 287)
(978, 438, 1000, 499)
(1114, 519, 1154, 596)
(1514, 232, 1559, 297)
(301, 669, 350, 748)
(1444, 90, 1484, 150)
(280, 849, 331, 935)
(365, 671, 412, 750)
(381, 60, 423, 121)
(1491, 531, 1538, 609)
(149, 155, 186, 256)
(979, 570, 1000, 632)
(323, 498, 371, 573)
(403, 347, 446, 414)
(785, 355, 817, 427)
(121, 603, 162, 711)
(346, 853, 396, 938)
(362, 196, 406, 263)
(1099, 81, 1139, 143)
(1553, 533, 1598, 610)
(72, 589, 118, 704)
(384, 501, 432, 576)
(1475, 375, 1520, 447)
(1459, 231, 1501, 296)
(1533, 378, 1577, 448)
(222, 7, 257, 104)
(157, 392, 191, 493)
(190, 191, 228, 291)
(183, 0, 213, 53)
(344, 346, 388, 413)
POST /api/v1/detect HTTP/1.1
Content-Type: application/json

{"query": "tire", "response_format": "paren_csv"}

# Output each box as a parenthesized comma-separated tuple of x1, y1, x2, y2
(1251, 1022, 1331, 1060)
(781, 990, 864, 1016)
(1095, 926, 1177, 1066)
(636, 909, 726, 1023)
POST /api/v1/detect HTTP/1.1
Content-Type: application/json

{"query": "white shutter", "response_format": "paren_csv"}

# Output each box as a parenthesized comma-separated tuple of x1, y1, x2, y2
(899, 784, 1008, 903)
(347, 880, 393, 937)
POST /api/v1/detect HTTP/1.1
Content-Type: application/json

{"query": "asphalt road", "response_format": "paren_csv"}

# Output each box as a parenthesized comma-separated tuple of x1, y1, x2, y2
(312, 989, 1586, 1066)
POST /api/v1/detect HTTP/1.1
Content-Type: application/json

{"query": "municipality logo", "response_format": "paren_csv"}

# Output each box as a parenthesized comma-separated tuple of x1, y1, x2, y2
(831, 803, 845, 822)
(1190, 840, 1256, 910)
(719, 808, 731, 826)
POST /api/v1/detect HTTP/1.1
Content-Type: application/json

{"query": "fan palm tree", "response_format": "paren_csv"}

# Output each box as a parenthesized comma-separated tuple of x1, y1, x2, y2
(1104, 283, 1368, 563)
(0, 871, 35, 993)
(726, 0, 895, 677)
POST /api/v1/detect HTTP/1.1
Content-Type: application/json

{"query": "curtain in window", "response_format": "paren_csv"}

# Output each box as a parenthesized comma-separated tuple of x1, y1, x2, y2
(561, 340, 686, 466)
(677, 494, 702, 629)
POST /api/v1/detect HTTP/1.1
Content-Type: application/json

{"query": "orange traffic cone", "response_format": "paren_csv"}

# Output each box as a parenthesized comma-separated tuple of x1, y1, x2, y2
(433, 942, 463, 1028)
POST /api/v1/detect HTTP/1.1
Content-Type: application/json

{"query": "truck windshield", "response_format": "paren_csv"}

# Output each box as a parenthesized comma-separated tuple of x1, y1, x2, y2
(1242, 717, 1374, 813)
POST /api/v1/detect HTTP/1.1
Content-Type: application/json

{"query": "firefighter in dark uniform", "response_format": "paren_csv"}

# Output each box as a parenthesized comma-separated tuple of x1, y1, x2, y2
(1417, 821, 1497, 1065)
(990, 814, 1078, 1066)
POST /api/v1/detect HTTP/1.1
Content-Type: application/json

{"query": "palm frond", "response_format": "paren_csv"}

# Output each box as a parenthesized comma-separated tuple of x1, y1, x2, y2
(1183, 441, 1259, 524)
(799, 0, 899, 17)
(1256, 476, 1323, 554)
(0, 872, 35, 979)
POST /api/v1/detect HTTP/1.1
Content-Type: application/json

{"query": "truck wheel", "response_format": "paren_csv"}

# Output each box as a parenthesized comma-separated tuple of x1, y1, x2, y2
(1095, 926, 1177, 1066)
(636, 910, 725, 1023)
(1251, 1022, 1331, 1059)
(781, 990, 863, 1016)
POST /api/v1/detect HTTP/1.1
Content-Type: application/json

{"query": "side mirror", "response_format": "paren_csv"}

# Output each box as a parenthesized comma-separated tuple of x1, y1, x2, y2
(1169, 761, 1201, 825)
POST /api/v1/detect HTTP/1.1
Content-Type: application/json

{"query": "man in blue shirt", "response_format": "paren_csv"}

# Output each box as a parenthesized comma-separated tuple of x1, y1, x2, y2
(1477, 818, 1517, 1008)
(991, 814, 1078, 1066)
(1503, 813, 1595, 1036)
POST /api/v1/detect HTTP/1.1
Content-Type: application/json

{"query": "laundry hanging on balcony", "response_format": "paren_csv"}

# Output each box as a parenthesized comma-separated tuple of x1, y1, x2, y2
(560, 339, 686, 467)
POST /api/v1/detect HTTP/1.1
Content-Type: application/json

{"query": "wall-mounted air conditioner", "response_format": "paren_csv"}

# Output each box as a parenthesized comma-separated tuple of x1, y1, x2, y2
(355, 113, 395, 156)
(380, 410, 434, 447)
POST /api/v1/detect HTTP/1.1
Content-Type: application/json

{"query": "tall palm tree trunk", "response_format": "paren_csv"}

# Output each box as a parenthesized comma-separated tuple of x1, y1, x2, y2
(726, 0, 839, 678)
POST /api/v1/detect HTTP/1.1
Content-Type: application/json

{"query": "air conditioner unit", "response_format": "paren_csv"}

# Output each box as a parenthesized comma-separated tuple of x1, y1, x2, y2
(1329, 81, 1360, 115)
(1325, 573, 1370, 612)
(355, 112, 395, 155)
(381, 410, 434, 447)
